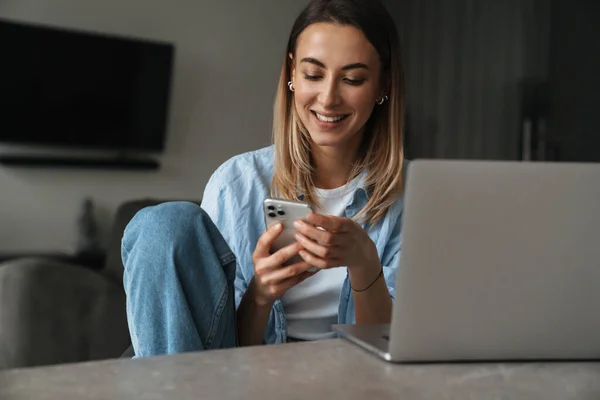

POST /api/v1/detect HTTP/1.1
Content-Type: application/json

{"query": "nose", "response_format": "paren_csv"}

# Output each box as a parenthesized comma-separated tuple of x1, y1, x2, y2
(317, 77, 341, 109)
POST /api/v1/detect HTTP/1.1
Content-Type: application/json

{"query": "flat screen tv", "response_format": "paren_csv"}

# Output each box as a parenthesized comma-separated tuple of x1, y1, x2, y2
(0, 19, 174, 152)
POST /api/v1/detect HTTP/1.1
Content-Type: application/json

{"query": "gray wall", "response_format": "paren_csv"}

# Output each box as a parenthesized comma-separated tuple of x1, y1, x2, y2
(0, 0, 305, 252)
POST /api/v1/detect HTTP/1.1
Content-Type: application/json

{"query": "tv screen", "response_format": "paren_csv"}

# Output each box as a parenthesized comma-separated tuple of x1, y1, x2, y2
(0, 19, 174, 152)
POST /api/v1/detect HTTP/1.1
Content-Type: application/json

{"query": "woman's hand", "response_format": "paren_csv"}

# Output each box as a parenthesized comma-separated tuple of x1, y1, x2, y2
(293, 213, 392, 325)
(293, 213, 380, 272)
(250, 222, 316, 307)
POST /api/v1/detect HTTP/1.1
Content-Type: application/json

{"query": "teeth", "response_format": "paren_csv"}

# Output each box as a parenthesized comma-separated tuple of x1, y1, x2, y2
(315, 113, 346, 123)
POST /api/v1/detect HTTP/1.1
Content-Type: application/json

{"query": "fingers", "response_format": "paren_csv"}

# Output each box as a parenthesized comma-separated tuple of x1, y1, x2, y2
(254, 262, 317, 301)
(295, 232, 333, 259)
(254, 223, 283, 258)
(263, 241, 304, 269)
(293, 219, 340, 245)
(306, 213, 347, 232)
(261, 271, 315, 299)
(261, 260, 316, 285)
(253, 222, 320, 304)
(299, 249, 339, 269)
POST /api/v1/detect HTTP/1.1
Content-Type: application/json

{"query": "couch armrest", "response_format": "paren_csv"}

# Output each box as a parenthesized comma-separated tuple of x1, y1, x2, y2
(0, 257, 130, 369)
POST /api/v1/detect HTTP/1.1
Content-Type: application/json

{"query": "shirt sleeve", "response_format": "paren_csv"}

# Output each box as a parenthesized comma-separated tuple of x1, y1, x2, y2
(380, 212, 403, 301)
(200, 170, 249, 310)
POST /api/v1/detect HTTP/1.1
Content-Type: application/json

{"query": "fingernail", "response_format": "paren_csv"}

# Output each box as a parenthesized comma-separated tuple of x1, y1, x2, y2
(293, 220, 302, 229)
(273, 223, 283, 231)
(295, 233, 302, 241)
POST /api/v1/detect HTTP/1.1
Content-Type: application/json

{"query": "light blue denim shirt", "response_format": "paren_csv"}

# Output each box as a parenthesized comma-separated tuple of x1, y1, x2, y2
(201, 145, 404, 344)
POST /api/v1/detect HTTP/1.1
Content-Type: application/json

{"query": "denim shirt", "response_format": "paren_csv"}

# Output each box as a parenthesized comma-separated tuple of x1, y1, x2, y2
(201, 146, 404, 344)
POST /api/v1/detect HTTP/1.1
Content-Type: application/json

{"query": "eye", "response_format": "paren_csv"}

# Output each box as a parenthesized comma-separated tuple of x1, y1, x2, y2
(303, 74, 321, 81)
(344, 78, 365, 86)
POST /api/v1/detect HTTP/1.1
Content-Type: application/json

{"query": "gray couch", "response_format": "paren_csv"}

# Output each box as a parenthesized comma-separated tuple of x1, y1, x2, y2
(0, 199, 187, 370)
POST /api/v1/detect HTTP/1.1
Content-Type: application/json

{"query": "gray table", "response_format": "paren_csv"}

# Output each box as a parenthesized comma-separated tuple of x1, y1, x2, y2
(1, 339, 599, 399)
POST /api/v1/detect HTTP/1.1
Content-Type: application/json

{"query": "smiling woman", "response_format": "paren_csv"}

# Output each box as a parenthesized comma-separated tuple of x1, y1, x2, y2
(121, 0, 407, 358)
(272, 0, 405, 224)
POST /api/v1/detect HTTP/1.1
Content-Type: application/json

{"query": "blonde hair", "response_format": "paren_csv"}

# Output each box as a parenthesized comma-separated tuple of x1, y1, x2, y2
(271, 0, 405, 226)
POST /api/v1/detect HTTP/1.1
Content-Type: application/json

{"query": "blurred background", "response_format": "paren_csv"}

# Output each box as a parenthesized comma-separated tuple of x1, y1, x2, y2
(391, 0, 599, 163)
(0, 0, 598, 369)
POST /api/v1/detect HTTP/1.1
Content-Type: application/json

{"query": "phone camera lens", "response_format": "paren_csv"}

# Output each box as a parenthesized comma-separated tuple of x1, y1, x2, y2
(277, 210, 286, 216)
(268, 212, 277, 218)
(267, 205, 275, 211)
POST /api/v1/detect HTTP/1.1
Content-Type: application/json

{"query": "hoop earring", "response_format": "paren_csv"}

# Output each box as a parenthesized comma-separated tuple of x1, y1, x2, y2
(376, 95, 389, 105)
(288, 81, 294, 92)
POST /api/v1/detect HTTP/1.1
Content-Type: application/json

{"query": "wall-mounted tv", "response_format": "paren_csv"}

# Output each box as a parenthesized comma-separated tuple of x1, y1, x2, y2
(0, 19, 174, 152)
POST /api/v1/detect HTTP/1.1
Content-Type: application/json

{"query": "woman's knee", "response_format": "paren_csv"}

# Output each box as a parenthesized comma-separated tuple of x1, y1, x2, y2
(121, 201, 208, 268)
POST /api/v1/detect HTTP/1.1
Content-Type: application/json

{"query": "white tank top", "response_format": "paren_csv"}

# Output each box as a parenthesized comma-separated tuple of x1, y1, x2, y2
(282, 178, 359, 341)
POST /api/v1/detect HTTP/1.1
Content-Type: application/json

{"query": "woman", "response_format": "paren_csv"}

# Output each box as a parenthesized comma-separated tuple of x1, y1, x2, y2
(123, 0, 406, 356)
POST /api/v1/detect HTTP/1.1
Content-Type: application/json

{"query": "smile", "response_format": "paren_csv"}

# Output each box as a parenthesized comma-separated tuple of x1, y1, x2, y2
(312, 111, 350, 123)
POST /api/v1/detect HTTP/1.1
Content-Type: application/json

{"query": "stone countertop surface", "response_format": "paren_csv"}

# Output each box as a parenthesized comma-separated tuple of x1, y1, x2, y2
(1, 339, 599, 400)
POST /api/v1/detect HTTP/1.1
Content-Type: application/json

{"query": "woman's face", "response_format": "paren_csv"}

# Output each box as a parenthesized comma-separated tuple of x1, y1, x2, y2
(290, 22, 383, 152)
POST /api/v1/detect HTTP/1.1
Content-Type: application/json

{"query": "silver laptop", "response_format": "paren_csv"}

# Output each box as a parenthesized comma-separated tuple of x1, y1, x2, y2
(333, 159, 600, 363)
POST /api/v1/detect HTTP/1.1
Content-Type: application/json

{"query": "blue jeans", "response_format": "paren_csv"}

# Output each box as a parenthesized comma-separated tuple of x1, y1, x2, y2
(122, 202, 238, 357)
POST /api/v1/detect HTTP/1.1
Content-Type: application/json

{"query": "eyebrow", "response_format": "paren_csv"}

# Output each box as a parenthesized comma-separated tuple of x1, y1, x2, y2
(300, 57, 369, 71)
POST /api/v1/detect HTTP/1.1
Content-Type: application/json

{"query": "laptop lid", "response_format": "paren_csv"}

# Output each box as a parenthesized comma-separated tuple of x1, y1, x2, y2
(389, 160, 600, 362)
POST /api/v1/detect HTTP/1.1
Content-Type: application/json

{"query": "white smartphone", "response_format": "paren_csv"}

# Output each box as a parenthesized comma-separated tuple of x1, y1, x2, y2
(263, 198, 317, 272)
